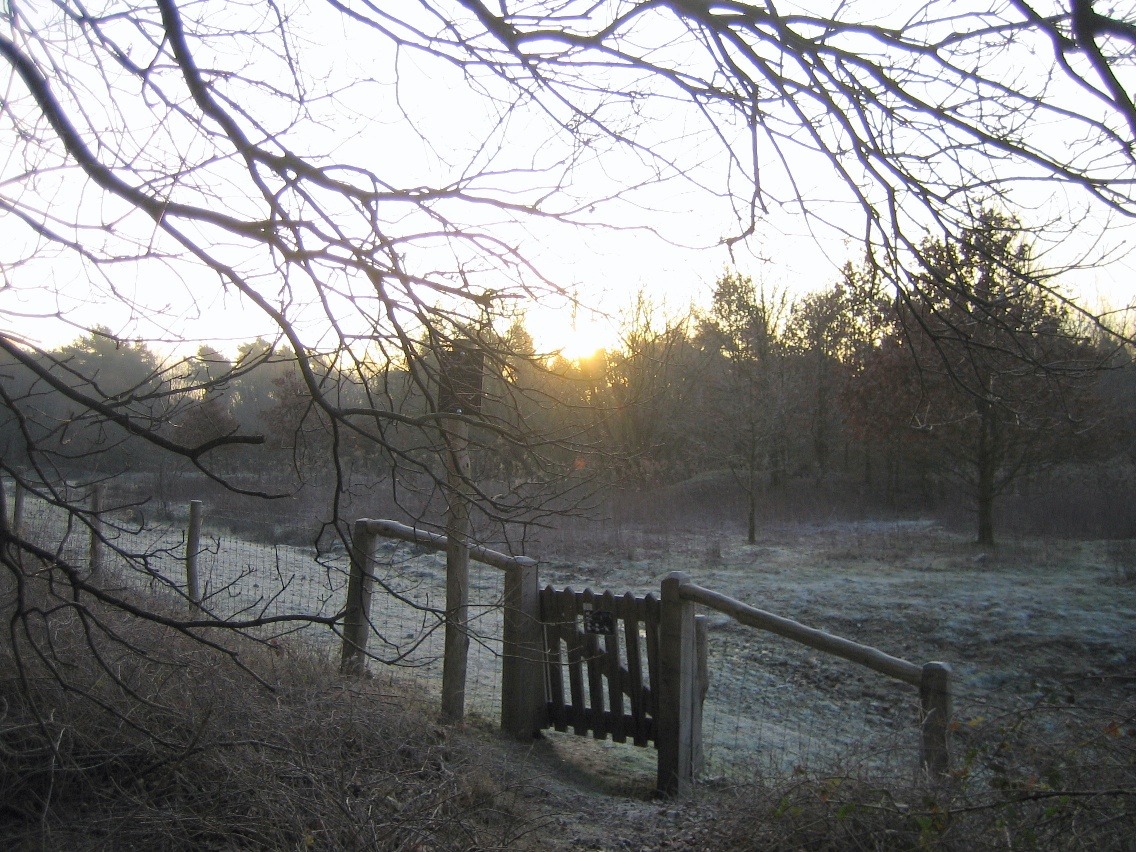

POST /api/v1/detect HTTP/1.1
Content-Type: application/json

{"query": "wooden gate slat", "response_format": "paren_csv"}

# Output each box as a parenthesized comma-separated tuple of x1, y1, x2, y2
(582, 588, 608, 739)
(643, 592, 661, 732)
(601, 590, 626, 743)
(562, 587, 589, 735)
(541, 585, 568, 733)
(538, 584, 661, 748)
(620, 591, 649, 746)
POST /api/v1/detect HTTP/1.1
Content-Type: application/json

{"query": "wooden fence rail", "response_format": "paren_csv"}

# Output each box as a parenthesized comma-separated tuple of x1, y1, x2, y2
(678, 581, 922, 684)
(356, 519, 536, 572)
(344, 523, 952, 797)
(656, 571, 953, 794)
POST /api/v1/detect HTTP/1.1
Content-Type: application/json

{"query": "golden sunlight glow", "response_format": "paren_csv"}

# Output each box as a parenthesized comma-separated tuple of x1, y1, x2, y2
(527, 307, 617, 362)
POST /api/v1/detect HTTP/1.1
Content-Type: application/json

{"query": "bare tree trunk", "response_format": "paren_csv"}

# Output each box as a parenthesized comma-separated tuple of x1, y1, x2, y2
(813, 355, 829, 485)
(977, 482, 995, 547)
(747, 486, 757, 545)
(976, 398, 996, 548)
(747, 427, 758, 544)
(885, 447, 896, 506)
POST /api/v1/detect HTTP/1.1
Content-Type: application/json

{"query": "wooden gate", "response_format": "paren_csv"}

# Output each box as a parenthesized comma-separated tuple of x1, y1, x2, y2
(539, 586, 661, 746)
(346, 523, 952, 796)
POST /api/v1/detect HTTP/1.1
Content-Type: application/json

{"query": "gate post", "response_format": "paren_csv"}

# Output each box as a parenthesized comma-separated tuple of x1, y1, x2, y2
(657, 571, 696, 796)
(920, 661, 952, 777)
(341, 522, 377, 676)
(185, 499, 203, 609)
(500, 558, 545, 739)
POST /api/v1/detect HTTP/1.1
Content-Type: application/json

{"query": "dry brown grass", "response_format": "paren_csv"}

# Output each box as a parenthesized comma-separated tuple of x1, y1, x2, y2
(0, 576, 539, 851)
(708, 685, 1135, 851)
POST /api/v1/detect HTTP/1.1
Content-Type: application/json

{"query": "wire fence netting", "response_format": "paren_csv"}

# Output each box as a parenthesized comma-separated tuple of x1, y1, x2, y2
(6, 487, 506, 722)
(696, 614, 926, 783)
(7, 483, 1132, 789)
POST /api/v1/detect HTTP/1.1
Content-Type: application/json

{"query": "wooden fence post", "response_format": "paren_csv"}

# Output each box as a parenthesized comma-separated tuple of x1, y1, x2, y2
(341, 523, 377, 676)
(436, 341, 484, 723)
(185, 500, 203, 608)
(500, 559, 545, 739)
(441, 416, 472, 722)
(920, 661, 952, 777)
(89, 484, 104, 575)
(657, 571, 696, 796)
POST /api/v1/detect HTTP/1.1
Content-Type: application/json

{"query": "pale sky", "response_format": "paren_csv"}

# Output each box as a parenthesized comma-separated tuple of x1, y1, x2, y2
(2, 1, 1135, 362)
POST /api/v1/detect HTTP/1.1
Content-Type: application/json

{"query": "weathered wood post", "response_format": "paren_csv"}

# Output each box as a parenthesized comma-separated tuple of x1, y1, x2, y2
(11, 481, 24, 537)
(89, 484, 104, 574)
(657, 571, 696, 796)
(185, 499, 203, 608)
(438, 342, 483, 723)
(920, 661, 953, 777)
(500, 557, 545, 739)
(341, 521, 377, 676)
(440, 413, 471, 721)
(692, 613, 709, 776)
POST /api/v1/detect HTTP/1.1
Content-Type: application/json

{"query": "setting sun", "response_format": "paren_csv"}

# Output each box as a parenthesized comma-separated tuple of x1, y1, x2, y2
(526, 307, 617, 362)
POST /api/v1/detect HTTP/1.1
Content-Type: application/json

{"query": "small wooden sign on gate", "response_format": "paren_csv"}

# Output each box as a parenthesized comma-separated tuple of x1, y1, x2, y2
(583, 609, 615, 635)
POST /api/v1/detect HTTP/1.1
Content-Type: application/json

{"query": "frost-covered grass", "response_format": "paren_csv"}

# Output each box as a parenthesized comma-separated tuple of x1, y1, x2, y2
(527, 519, 1135, 788)
(18, 486, 1135, 785)
(6, 484, 1134, 848)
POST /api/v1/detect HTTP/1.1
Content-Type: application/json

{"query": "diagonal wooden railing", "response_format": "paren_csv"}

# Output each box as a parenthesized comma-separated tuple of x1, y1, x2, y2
(656, 571, 952, 795)
(343, 525, 952, 797)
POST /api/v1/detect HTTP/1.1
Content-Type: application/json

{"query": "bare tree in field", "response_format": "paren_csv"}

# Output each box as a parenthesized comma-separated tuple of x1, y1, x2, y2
(698, 270, 790, 543)
(3, 0, 1136, 719)
(848, 210, 1121, 545)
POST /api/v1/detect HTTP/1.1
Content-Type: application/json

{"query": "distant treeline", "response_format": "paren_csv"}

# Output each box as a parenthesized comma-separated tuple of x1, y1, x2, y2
(2, 213, 1133, 544)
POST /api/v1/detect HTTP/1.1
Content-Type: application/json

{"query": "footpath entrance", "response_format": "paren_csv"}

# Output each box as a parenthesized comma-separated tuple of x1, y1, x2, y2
(539, 586, 661, 746)
(342, 519, 952, 796)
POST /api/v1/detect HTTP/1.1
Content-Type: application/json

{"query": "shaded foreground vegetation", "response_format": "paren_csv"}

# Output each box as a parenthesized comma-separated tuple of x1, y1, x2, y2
(3, 522, 1133, 851)
(0, 582, 538, 850)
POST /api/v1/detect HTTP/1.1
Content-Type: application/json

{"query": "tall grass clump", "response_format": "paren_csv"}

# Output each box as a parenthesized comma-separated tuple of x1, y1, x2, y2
(0, 570, 531, 850)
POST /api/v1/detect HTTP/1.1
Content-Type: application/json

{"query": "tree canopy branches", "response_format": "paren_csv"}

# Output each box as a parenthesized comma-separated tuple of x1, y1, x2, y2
(2, 0, 1135, 695)
(425, 1, 1136, 260)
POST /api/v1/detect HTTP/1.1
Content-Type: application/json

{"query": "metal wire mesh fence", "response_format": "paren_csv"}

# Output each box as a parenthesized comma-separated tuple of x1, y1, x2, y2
(4, 484, 507, 720)
(353, 538, 507, 722)
(5, 480, 95, 568)
(9, 481, 1129, 792)
(697, 615, 927, 782)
